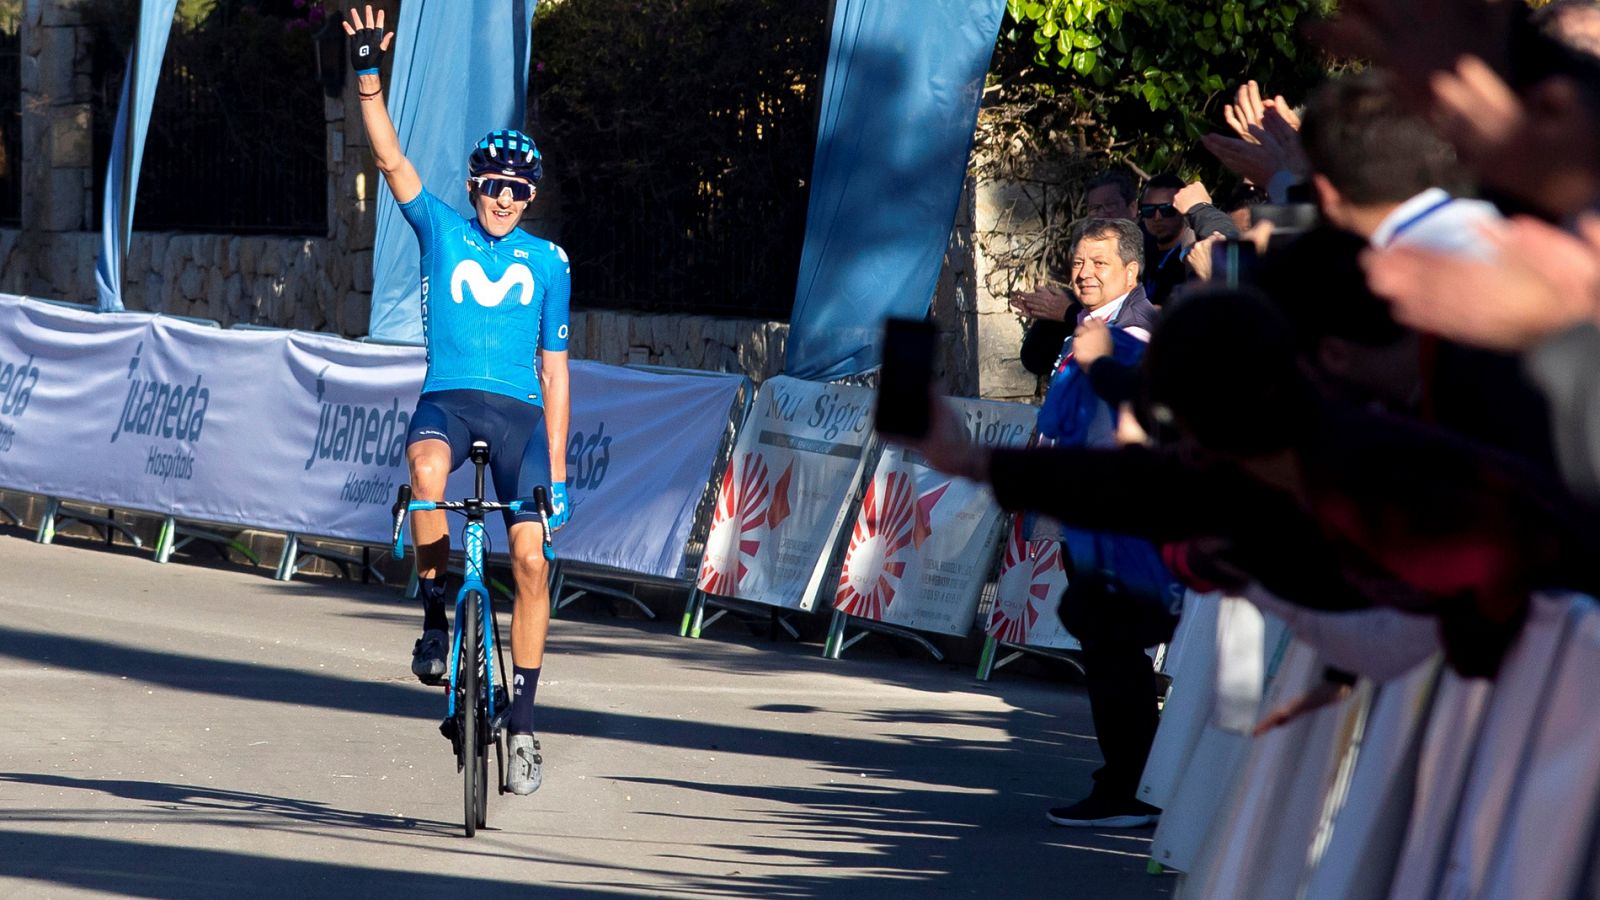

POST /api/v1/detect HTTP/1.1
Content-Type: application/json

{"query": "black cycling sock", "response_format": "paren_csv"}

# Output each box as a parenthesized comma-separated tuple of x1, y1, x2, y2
(509, 666, 540, 734)
(419, 576, 448, 634)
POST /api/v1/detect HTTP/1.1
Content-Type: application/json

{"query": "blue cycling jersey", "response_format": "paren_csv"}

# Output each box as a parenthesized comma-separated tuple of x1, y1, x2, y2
(400, 188, 571, 406)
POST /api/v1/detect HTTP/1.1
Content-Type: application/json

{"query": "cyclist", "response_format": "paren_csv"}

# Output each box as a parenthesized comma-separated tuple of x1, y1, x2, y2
(344, 5, 569, 796)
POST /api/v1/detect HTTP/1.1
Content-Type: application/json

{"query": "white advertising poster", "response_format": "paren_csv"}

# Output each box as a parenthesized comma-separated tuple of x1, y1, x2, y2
(696, 375, 874, 610)
(986, 516, 1080, 651)
(0, 296, 744, 580)
(831, 398, 1035, 637)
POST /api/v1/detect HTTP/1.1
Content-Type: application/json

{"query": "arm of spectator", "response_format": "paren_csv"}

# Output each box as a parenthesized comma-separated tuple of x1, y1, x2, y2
(1185, 233, 1223, 282)
(1431, 56, 1600, 220)
(1200, 127, 1302, 193)
(1361, 215, 1600, 352)
(1253, 678, 1353, 736)
(1242, 582, 1441, 681)
(1019, 318, 1072, 378)
(1525, 322, 1600, 500)
(1182, 198, 1242, 241)
(1072, 318, 1114, 371)
(1009, 284, 1073, 321)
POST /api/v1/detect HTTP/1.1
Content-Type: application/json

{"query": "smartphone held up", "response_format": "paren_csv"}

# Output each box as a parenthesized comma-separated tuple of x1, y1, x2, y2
(875, 318, 937, 439)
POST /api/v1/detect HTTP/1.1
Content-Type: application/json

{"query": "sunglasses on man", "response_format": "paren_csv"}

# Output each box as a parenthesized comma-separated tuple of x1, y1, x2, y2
(470, 177, 535, 202)
(1139, 202, 1179, 219)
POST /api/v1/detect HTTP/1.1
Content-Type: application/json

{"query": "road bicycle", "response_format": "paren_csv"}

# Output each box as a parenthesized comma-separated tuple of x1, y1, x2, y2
(389, 440, 554, 837)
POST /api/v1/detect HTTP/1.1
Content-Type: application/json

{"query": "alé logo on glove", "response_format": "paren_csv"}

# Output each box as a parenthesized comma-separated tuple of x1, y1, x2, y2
(450, 260, 536, 308)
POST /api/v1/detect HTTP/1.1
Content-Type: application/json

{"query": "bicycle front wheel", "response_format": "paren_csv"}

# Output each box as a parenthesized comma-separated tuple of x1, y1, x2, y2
(461, 589, 482, 838)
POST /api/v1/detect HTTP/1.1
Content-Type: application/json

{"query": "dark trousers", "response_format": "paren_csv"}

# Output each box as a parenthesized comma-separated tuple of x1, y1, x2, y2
(1057, 550, 1180, 803)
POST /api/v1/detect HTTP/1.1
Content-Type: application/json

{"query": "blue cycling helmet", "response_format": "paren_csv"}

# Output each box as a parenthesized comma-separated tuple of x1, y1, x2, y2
(468, 129, 543, 183)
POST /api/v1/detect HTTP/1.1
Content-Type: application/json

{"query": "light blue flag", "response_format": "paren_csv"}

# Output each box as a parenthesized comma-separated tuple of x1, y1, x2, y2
(368, 0, 537, 343)
(786, 0, 1007, 381)
(95, 0, 180, 312)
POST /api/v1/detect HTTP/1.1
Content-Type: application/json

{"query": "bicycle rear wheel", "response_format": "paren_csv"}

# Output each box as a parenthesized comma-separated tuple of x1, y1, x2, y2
(461, 589, 482, 837)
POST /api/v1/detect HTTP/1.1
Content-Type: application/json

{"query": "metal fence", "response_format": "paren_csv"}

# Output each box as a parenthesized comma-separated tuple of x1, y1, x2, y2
(92, 5, 328, 236)
(0, 22, 20, 227)
(565, 188, 807, 320)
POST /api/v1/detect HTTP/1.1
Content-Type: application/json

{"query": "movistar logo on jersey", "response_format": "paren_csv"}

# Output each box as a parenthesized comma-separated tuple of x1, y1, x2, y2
(450, 260, 536, 308)
(112, 342, 210, 444)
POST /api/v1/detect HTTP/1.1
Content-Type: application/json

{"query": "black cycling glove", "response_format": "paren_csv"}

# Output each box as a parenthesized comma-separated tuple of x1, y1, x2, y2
(349, 26, 386, 75)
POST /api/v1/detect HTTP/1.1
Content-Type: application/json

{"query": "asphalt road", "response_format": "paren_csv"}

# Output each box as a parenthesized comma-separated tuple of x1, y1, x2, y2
(0, 529, 1173, 898)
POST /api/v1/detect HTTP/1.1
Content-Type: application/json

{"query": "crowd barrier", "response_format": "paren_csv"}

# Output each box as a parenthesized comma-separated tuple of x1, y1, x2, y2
(1146, 588, 1600, 899)
(0, 292, 1110, 671)
(823, 397, 1036, 660)
(0, 294, 743, 593)
(685, 376, 879, 635)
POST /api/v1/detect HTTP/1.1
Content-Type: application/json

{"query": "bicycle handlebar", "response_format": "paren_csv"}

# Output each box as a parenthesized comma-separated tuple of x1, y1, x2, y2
(389, 484, 555, 560)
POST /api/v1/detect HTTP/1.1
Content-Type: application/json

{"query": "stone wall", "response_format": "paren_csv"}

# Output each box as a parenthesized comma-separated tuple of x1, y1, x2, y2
(969, 177, 1056, 402)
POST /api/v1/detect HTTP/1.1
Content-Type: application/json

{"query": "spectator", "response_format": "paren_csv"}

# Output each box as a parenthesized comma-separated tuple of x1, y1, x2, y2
(1019, 217, 1162, 376)
(1140, 174, 1240, 305)
(1024, 217, 1176, 830)
(1216, 183, 1266, 233)
(1083, 168, 1140, 220)
(904, 288, 1600, 678)
(1012, 168, 1141, 377)
(1364, 214, 1600, 499)
(1298, 71, 1560, 471)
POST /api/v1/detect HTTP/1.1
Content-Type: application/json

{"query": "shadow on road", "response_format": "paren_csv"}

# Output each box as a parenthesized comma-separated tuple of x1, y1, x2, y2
(0, 828, 630, 899)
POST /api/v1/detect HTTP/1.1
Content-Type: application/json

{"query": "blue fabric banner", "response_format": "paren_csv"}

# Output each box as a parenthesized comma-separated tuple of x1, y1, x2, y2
(368, 0, 537, 343)
(785, 0, 1007, 381)
(95, 0, 180, 312)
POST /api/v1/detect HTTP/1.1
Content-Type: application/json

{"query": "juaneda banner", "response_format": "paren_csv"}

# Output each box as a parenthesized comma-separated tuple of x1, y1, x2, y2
(0, 295, 741, 580)
(696, 375, 874, 610)
(831, 397, 1035, 637)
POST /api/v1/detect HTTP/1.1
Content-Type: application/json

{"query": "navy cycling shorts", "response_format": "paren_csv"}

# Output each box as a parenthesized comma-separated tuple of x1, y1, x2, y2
(405, 389, 552, 529)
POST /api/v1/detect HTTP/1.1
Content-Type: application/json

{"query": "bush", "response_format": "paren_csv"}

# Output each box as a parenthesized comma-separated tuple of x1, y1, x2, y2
(988, 0, 1334, 179)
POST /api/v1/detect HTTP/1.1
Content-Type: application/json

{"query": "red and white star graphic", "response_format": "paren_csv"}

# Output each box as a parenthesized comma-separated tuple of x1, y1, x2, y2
(989, 518, 1066, 644)
(697, 451, 774, 596)
(835, 470, 949, 621)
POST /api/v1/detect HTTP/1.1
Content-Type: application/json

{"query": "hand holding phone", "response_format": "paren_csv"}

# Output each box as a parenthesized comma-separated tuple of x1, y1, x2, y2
(1210, 239, 1261, 288)
(876, 318, 937, 439)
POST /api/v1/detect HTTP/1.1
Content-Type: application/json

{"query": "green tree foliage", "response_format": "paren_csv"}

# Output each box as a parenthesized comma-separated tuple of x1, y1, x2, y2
(988, 0, 1335, 177)
(531, 0, 827, 317)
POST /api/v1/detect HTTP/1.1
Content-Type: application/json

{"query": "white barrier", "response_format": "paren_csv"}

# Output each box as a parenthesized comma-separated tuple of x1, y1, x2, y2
(0, 294, 745, 585)
(822, 397, 1036, 658)
(687, 376, 875, 631)
(1151, 591, 1600, 900)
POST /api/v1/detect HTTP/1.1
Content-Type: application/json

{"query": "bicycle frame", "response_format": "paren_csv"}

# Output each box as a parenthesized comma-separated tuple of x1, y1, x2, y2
(446, 518, 498, 722)
(388, 446, 554, 723)
(388, 441, 553, 837)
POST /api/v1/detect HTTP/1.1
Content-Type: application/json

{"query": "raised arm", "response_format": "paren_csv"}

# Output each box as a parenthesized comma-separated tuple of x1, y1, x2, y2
(343, 5, 422, 205)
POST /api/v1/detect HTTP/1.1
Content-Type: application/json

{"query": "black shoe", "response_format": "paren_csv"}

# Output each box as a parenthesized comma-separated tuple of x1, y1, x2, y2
(411, 629, 448, 685)
(1046, 794, 1160, 828)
